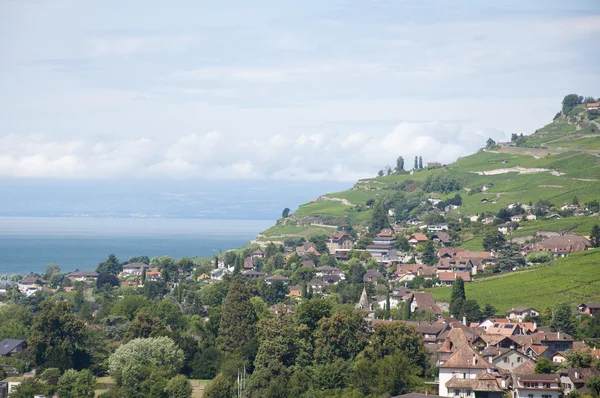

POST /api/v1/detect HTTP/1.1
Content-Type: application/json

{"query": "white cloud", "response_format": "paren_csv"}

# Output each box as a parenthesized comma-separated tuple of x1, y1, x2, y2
(0, 121, 486, 180)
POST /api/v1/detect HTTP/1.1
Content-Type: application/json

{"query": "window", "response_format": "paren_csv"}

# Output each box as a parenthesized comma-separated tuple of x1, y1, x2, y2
(542, 395, 551, 398)
(466, 390, 472, 396)
(504, 357, 509, 363)
(463, 373, 467, 379)
(543, 383, 551, 389)
(455, 390, 461, 396)
(517, 357, 522, 363)
(528, 395, 533, 398)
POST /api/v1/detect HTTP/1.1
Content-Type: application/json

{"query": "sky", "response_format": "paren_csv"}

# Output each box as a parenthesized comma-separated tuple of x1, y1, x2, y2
(1, 0, 600, 182)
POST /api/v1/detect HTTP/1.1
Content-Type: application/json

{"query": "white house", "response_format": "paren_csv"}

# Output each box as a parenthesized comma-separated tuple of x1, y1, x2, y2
(506, 306, 539, 322)
(512, 374, 561, 398)
(438, 345, 504, 397)
(428, 223, 449, 232)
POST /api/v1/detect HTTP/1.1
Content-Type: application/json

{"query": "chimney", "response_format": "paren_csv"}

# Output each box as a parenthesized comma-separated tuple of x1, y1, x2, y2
(575, 371, 579, 379)
(533, 322, 537, 331)
(463, 315, 468, 326)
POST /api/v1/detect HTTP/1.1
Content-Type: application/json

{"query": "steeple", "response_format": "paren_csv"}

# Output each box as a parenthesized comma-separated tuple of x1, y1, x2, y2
(357, 286, 370, 311)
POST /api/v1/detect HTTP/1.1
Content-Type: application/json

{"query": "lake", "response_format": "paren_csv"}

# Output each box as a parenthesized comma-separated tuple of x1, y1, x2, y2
(0, 217, 273, 275)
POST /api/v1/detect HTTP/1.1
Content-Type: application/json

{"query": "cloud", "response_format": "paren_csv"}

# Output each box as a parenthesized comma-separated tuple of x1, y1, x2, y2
(0, 121, 486, 180)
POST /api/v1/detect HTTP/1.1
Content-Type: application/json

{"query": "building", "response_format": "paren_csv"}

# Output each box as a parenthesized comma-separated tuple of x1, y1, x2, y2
(326, 231, 354, 254)
(0, 339, 27, 357)
(506, 307, 539, 322)
(17, 277, 47, 296)
(438, 272, 471, 286)
(411, 292, 441, 316)
(429, 223, 449, 232)
(408, 233, 429, 246)
(587, 102, 600, 111)
(560, 368, 600, 395)
(534, 236, 591, 257)
(121, 262, 150, 277)
(512, 374, 561, 398)
(577, 302, 600, 316)
(265, 275, 291, 284)
(363, 269, 384, 283)
(66, 271, 99, 282)
(480, 347, 533, 372)
(296, 242, 321, 257)
(432, 232, 452, 246)
(438, 345, 504, 398)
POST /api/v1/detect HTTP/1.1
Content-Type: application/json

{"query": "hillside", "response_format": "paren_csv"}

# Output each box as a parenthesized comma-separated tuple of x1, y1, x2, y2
(259, 97, 600, 244)
(428, 249, 600, 312)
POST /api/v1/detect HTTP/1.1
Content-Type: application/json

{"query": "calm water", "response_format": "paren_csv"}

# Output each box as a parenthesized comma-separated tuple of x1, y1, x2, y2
(0, 217, 273, 275)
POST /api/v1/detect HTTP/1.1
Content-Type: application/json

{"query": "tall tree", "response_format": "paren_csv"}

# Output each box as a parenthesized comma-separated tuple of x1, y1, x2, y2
(449, 277, 466, 318)
(590, 224, 600, 248)
(370, 203, 390, 233)
(44, 263, 61, 280)
(418, 156, 423, 169)
(462, 300, 482, 324)
(217, 276, 258, 353)
(414, 156, 418, 170)
(29, 301, 88, 372)
(96, 254, 122, 275)
(550, 302, 577, 337)
(141, 267, 147, 285)
(314, 310, 369, 363)
(281, 208, 290, 218)
(396, 156, 404, 172)
(165, 375, 193, 398)
(562, 93, 583, 114)
(486, 138, 495, 147)
(421, 241, 437, 265)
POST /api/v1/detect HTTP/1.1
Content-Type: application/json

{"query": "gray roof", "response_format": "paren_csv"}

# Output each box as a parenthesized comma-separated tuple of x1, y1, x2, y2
(0, 339, 25, 356)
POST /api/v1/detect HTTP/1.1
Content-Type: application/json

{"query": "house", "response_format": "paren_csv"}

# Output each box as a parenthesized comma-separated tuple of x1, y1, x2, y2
(481, 347, 533, 372)
(577, 302, 600, 316)
(510, 215, 523, 222)
(17, 277, 47, 296)
(265, 275, 291, 284)
(210, 266, 233, 281)
(0, 339, 27, 357)
(407, 218, 423, 226)
(296, 242, 321, 257)
(587, 102, 600, 111)
(363, 269, 384, 283)
(121, 262, 150, 277)
(315, 266, 343, 277)
(251, 248, 265, 260)
(432, 232, 452, 246)
(437, 258, 473, 274)
(497, 223, 510, 235)
(482, 184, 493, 191)
(512, 374, 561, 398)
(506, 306, 539, 322)
(242, 270, 264, 279)
(438, 345, 505, 398)
(393, 264, 436, 282)
(560, 368, 600, 395)
(482, 217, 495, 225)
(438, 272, 471, 286)
(429, 223, 449, 232)
(66, 271, 99, 282)
(534, 235, 591, 257)
(392, 394, 446, 398)
(145, 269, 162, 282)
(478, 318, 509, 332)
(411, 292, 441, 316)
(300, 260, 316, 268)
(326, 230, 354, 254)
(408, 233, 429, 246)
(376, 289, 413, 310)
(526, 214, 537, 221)
(287, 285, 302, 299)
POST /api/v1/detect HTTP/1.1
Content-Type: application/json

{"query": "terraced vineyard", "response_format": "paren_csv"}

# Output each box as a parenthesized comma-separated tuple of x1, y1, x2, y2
(428, 249, 600, 312)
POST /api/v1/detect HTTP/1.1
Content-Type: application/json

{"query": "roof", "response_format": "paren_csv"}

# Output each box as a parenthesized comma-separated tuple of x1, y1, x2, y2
(123, 262, 149, 269)
(19, 277, 47, 284)
(409, 233, 428, 242)
(506, 306, 536, 314)
(432, 232, 452, 243)
(487, 323, 518, 335)
(316, 265, 340, 272)
(516, 374, 560, 382)
(438, 272, 472, 282)
(301, 260, 316, 268)
(440, 344, 494, 369)
(363, 270, 384, 280)
(412, 292, 441, 315)
(0, 339, 25, 356)
(265, 275, 290, 282)
(67, 271, 99, 277)
(566, 368, 600, 383)
(512, 360, 536, 374)
(536, 235, 591, 253)
(580, 302, 600, 309)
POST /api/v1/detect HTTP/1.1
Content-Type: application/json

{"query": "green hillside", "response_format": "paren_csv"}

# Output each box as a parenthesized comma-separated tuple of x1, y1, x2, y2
(281, 100, 600, 234)
(428, 249, 600, 312)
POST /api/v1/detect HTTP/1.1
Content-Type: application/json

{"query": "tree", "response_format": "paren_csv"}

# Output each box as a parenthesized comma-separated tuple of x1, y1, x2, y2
(314, 310, 369, 363)
(482, 230, 506, 251)
(414, 156, 418, 170)
(565, 349, 594, 368)
(9, 378, 50, 398)
(40, 367, 61, 385)
(486, 138, 495, 147)
(418, 156, 423, 169)
(45, 263, 61, 280)
(216, 276, 258, 353)
(72, 369, 96, 398)
(402, 301, 411, 320)
(347, 259, 366, 284)
(378, 169, 384, 177)
(295, 298, 333, 332)
(29, 301, 88, 372)
(462, 300, 483, 324)
(534, 358, 556, 374)
(422, 241, 437, 266)
(165, 375, 192, 398)
(591, 225, 600, 248)
(550, 302, 577, 337)
(370, 203, 390, 233)
(108, 337, 184, 387)
(281, 208, 290, 218)
(57, 369, 79, 398)
(124, 312, 165, 342)
(97, 273, 120, 289)
(482, 304, 497, 319)
(562, 94, 583, 114)
(96, 254, 122, 275)
(396, 156, 404, 172)
(586, 375, 600, 396)
(449, 278, 466, 318)
(141, 267, 147, 285)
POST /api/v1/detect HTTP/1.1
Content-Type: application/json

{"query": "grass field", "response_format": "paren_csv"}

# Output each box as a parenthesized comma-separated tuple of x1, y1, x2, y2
(93, 377, 211, 397)
(428, 249, 600, 312)
(260, 224, 336, 237)
(511, 216, 600, 237)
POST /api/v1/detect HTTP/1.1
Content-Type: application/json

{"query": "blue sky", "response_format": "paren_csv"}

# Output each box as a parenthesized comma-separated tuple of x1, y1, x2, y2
(1, 0, 599, 181)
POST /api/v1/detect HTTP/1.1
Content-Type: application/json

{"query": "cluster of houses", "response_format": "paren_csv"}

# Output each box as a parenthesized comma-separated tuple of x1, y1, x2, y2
(364, 302, 600, 398)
